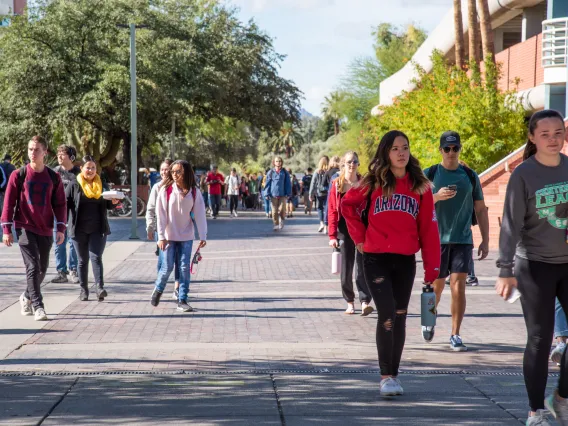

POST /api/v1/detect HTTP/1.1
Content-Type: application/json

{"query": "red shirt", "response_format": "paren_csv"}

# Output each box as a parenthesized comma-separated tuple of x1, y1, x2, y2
(341, 174, 441, 283)
(1, 165, 67, 237)
(206, 172, 224, 196)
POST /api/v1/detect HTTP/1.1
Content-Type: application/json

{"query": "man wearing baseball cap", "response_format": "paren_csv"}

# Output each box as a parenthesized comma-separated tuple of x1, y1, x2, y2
(422, 131, 490, 351)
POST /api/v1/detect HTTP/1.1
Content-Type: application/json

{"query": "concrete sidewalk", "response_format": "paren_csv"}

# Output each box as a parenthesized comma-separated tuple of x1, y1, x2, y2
(0, 211, 555, 424)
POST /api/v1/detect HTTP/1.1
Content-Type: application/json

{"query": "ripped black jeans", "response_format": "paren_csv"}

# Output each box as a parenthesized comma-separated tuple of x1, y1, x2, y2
(363, 253, 416, 377)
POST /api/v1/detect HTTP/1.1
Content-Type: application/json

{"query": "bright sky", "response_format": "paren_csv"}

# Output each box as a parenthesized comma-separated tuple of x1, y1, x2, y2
(231, 0, 453, 116)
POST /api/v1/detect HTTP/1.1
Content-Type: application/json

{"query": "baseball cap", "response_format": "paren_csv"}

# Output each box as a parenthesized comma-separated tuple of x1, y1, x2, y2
(3, 154, 11, 161)
(440, 131, 461, 149)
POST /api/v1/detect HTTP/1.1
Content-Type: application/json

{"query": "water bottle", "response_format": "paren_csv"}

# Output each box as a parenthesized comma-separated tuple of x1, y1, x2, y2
(421, 284, 437, 327)
(331, 247, 342, 275)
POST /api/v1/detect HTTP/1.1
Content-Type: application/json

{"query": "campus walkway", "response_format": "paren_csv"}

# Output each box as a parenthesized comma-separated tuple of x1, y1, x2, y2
(0, 212, 555, 424)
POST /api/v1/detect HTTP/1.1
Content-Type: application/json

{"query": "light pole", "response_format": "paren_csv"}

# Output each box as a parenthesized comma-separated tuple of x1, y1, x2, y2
(118, 23, 148, 239)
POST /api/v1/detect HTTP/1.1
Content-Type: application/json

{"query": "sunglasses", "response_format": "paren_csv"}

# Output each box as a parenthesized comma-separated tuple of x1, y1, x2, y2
(442, 146, 461, 153)
(346, 160, 359, 165)
(171, 169, 183, 175)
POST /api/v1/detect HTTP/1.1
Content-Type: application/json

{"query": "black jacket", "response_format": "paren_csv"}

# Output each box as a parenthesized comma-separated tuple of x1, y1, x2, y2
(65, 180, 113, 238)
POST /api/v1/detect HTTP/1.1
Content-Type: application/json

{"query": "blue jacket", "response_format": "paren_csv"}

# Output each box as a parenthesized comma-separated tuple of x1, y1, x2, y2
(263, 168, 292, 198)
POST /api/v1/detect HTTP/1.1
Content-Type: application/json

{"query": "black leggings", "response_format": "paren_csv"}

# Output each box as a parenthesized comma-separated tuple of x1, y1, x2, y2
(72, 231, 107, 291)
(516, 256, 568, 411)
(363, 253, 416, 377)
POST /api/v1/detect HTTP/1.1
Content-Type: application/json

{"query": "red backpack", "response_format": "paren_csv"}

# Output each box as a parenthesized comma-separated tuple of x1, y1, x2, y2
(166, 185, 197, 211)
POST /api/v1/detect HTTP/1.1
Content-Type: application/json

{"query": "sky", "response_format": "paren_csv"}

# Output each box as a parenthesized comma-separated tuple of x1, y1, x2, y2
(230, 0, 453, 116)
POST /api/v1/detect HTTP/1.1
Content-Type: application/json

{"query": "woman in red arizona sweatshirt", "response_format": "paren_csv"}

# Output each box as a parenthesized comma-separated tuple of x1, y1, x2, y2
(328, 151, 373, 316)
(341, 130, 440, 398)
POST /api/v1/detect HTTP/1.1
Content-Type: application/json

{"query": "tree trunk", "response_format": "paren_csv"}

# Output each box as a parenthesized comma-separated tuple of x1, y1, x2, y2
(477, 0, 494, 62)
(467, 0, 479, 65)
(333, 119, 339, 136)
(454, 0, 465, 69)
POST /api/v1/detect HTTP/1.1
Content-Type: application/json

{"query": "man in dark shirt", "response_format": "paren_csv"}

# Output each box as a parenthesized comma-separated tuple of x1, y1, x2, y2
(1, 136, 66, 321)
(51, 145, 81, 283)
(0, 154, 16, 214)
(301, 167, 313, 215)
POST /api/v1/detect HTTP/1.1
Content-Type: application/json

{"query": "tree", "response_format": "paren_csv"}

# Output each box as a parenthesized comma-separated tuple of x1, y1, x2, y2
(0, 0, 301, 173)
(322, 92, 345, 136)
(467, 0, 480, 66)
(453, 0, 465, 68)
(271, 123, 305, 158)
(366, 52, 526, 173)
(373, 24, 427, 77)
(478, 0, 495, 63)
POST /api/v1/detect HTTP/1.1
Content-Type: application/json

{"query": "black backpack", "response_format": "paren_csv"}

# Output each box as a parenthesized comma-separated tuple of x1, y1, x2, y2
(0, 164, 6, 192)
(426, 164, 478, 226)
(317, 171, 329, 196)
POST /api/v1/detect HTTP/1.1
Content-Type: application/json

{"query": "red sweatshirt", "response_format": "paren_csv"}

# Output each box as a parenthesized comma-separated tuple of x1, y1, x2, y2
(206, 172, 224, 196)
(328, 175, 361, 241)
(1, 165, 67, 237)
(341, 174, 441, 283)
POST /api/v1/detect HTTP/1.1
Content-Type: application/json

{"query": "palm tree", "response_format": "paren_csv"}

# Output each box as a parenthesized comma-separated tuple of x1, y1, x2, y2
(321, 92, 344, 136)
(453, 0, 465, 69)
(271, 123, 304, 158)
(477, 0, 494, 62)
(467, 0, 479, 66)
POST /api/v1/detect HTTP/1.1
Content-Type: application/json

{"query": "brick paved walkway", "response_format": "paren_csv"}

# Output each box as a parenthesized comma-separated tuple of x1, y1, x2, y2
(0, 210, 555, 424)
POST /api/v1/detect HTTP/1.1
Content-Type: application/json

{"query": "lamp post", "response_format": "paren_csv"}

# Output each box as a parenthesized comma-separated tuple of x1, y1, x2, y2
(118, 23, 148, 239)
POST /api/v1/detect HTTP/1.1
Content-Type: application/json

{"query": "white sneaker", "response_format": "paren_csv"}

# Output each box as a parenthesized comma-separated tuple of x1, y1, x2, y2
(233, 211, 238, 217)
(273, 225, 279, 231)
(392, 378, 404, 395)
(279, 222, 284, 230)
(551, 342, 567, 365)
(19, 293, 32, 316)
(34, 307, 48, 321)
(379, 377, 399, 396)
(324, 226, 328, 234)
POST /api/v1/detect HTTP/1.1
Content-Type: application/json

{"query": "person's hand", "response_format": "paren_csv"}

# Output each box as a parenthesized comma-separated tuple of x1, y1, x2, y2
(478, 240, 489, 260)
(355, 243, 364, 254)
(3, 233, 13, 247)
(495, 277, 518, 300)
(434, 187, 457, 202)
(55, 232, 65, 245)
(147, 230, 154, 241)
(329, 239, 339, 249)
(111, 198, 120, 205)
(158, 240, 169, 251)
(198, 240, 207, 249)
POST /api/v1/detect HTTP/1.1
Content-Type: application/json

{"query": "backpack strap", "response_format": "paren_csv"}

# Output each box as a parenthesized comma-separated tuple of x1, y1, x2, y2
(461, 165, 477, 193)
(426, 164, 438, 182)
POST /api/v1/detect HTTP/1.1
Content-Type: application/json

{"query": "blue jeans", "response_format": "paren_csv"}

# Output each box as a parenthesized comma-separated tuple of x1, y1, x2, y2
(555, 298, 568, 339)
(202, 191, 209, 209)
(155, 240, 193, 301)
(156, 234, 180, 283)
(54, 229, 77, 273)
(209, 194, 221, 217)
(317, 196, 328, 225)
(264, 197, 272, 215)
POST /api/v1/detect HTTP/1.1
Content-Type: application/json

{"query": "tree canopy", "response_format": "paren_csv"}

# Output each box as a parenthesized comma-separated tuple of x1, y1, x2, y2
(0, 0, 302, 168)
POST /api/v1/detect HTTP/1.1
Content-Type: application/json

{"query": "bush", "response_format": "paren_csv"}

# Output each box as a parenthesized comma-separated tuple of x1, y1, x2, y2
(365, 52, 527, 173)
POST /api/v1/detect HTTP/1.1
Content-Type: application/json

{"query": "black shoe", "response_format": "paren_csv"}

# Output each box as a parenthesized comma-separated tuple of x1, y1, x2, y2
(96, 287, 108, 302)
(51, 271, 69, 283)
(79, 289, 89, 301)
(151, 289, 163, 307)
(177, 300, 193, 312)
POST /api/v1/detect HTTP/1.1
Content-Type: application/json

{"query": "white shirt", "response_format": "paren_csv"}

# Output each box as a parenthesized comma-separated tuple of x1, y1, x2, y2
(225, 175, 240, 196)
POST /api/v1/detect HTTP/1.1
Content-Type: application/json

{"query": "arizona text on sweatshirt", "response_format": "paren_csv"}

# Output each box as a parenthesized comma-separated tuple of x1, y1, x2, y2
(156, 183, 207, 242)
(1, 165, 67, 236)
(498, 154, 568, 277)
(341, 173, 441, 283)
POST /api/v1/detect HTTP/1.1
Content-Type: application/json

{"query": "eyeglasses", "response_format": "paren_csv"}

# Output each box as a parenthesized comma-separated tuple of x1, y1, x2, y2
(171, 170, 183, 176)
(442, 146, 461, 153)
(346, 160, 359, 165)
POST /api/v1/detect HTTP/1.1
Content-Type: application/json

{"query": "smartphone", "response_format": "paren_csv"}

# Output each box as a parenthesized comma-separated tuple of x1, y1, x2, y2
(447, 184, 457, 192)
(507, 288, 521, 304)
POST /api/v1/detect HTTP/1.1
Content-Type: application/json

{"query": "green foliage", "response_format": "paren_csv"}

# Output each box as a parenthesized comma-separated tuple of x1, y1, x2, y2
(373, 23, 427, 77)
(271, 122, 305, 158)
(321, 91, 345, 135)
(366, 52, 527, 172)
(0, 0, 301, 169)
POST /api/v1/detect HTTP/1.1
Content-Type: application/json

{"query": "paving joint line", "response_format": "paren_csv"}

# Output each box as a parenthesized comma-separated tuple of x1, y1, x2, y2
(462, 375, 524, 424)
(36, 376, 79, 426)
(270, 373, 286, 426)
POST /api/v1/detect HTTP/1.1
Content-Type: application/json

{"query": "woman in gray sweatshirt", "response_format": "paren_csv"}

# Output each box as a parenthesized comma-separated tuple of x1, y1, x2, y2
(496, 109, 568, 425)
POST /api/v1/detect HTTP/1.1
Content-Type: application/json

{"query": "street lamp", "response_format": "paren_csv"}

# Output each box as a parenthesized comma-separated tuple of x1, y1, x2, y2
(118, 23, 148, 240)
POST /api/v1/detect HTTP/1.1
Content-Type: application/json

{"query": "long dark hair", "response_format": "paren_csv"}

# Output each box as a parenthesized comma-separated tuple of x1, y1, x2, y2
(523, 109, 565, 161)
(161, 160, 197, 192)
(360, 130, 430, 198)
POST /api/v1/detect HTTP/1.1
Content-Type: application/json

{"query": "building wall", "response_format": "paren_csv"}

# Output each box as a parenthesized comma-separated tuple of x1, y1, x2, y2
(14, 0, 25, 14)
(493, 34, 543, 92)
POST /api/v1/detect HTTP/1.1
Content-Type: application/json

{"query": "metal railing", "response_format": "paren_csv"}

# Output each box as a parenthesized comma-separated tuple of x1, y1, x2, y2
(543, 18, 568, 67)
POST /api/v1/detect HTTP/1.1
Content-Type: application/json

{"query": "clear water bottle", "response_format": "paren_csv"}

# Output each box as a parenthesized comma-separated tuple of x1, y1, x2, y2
(331, 247, 341, 275)
(421, 284, 437, 327)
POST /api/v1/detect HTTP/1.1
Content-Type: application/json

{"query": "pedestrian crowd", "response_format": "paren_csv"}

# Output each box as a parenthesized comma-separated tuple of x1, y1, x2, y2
(2, 109, 568, 425)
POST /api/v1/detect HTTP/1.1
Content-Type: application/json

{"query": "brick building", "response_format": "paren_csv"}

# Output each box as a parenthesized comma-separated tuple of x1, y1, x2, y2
(373, 0, 568, 249)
